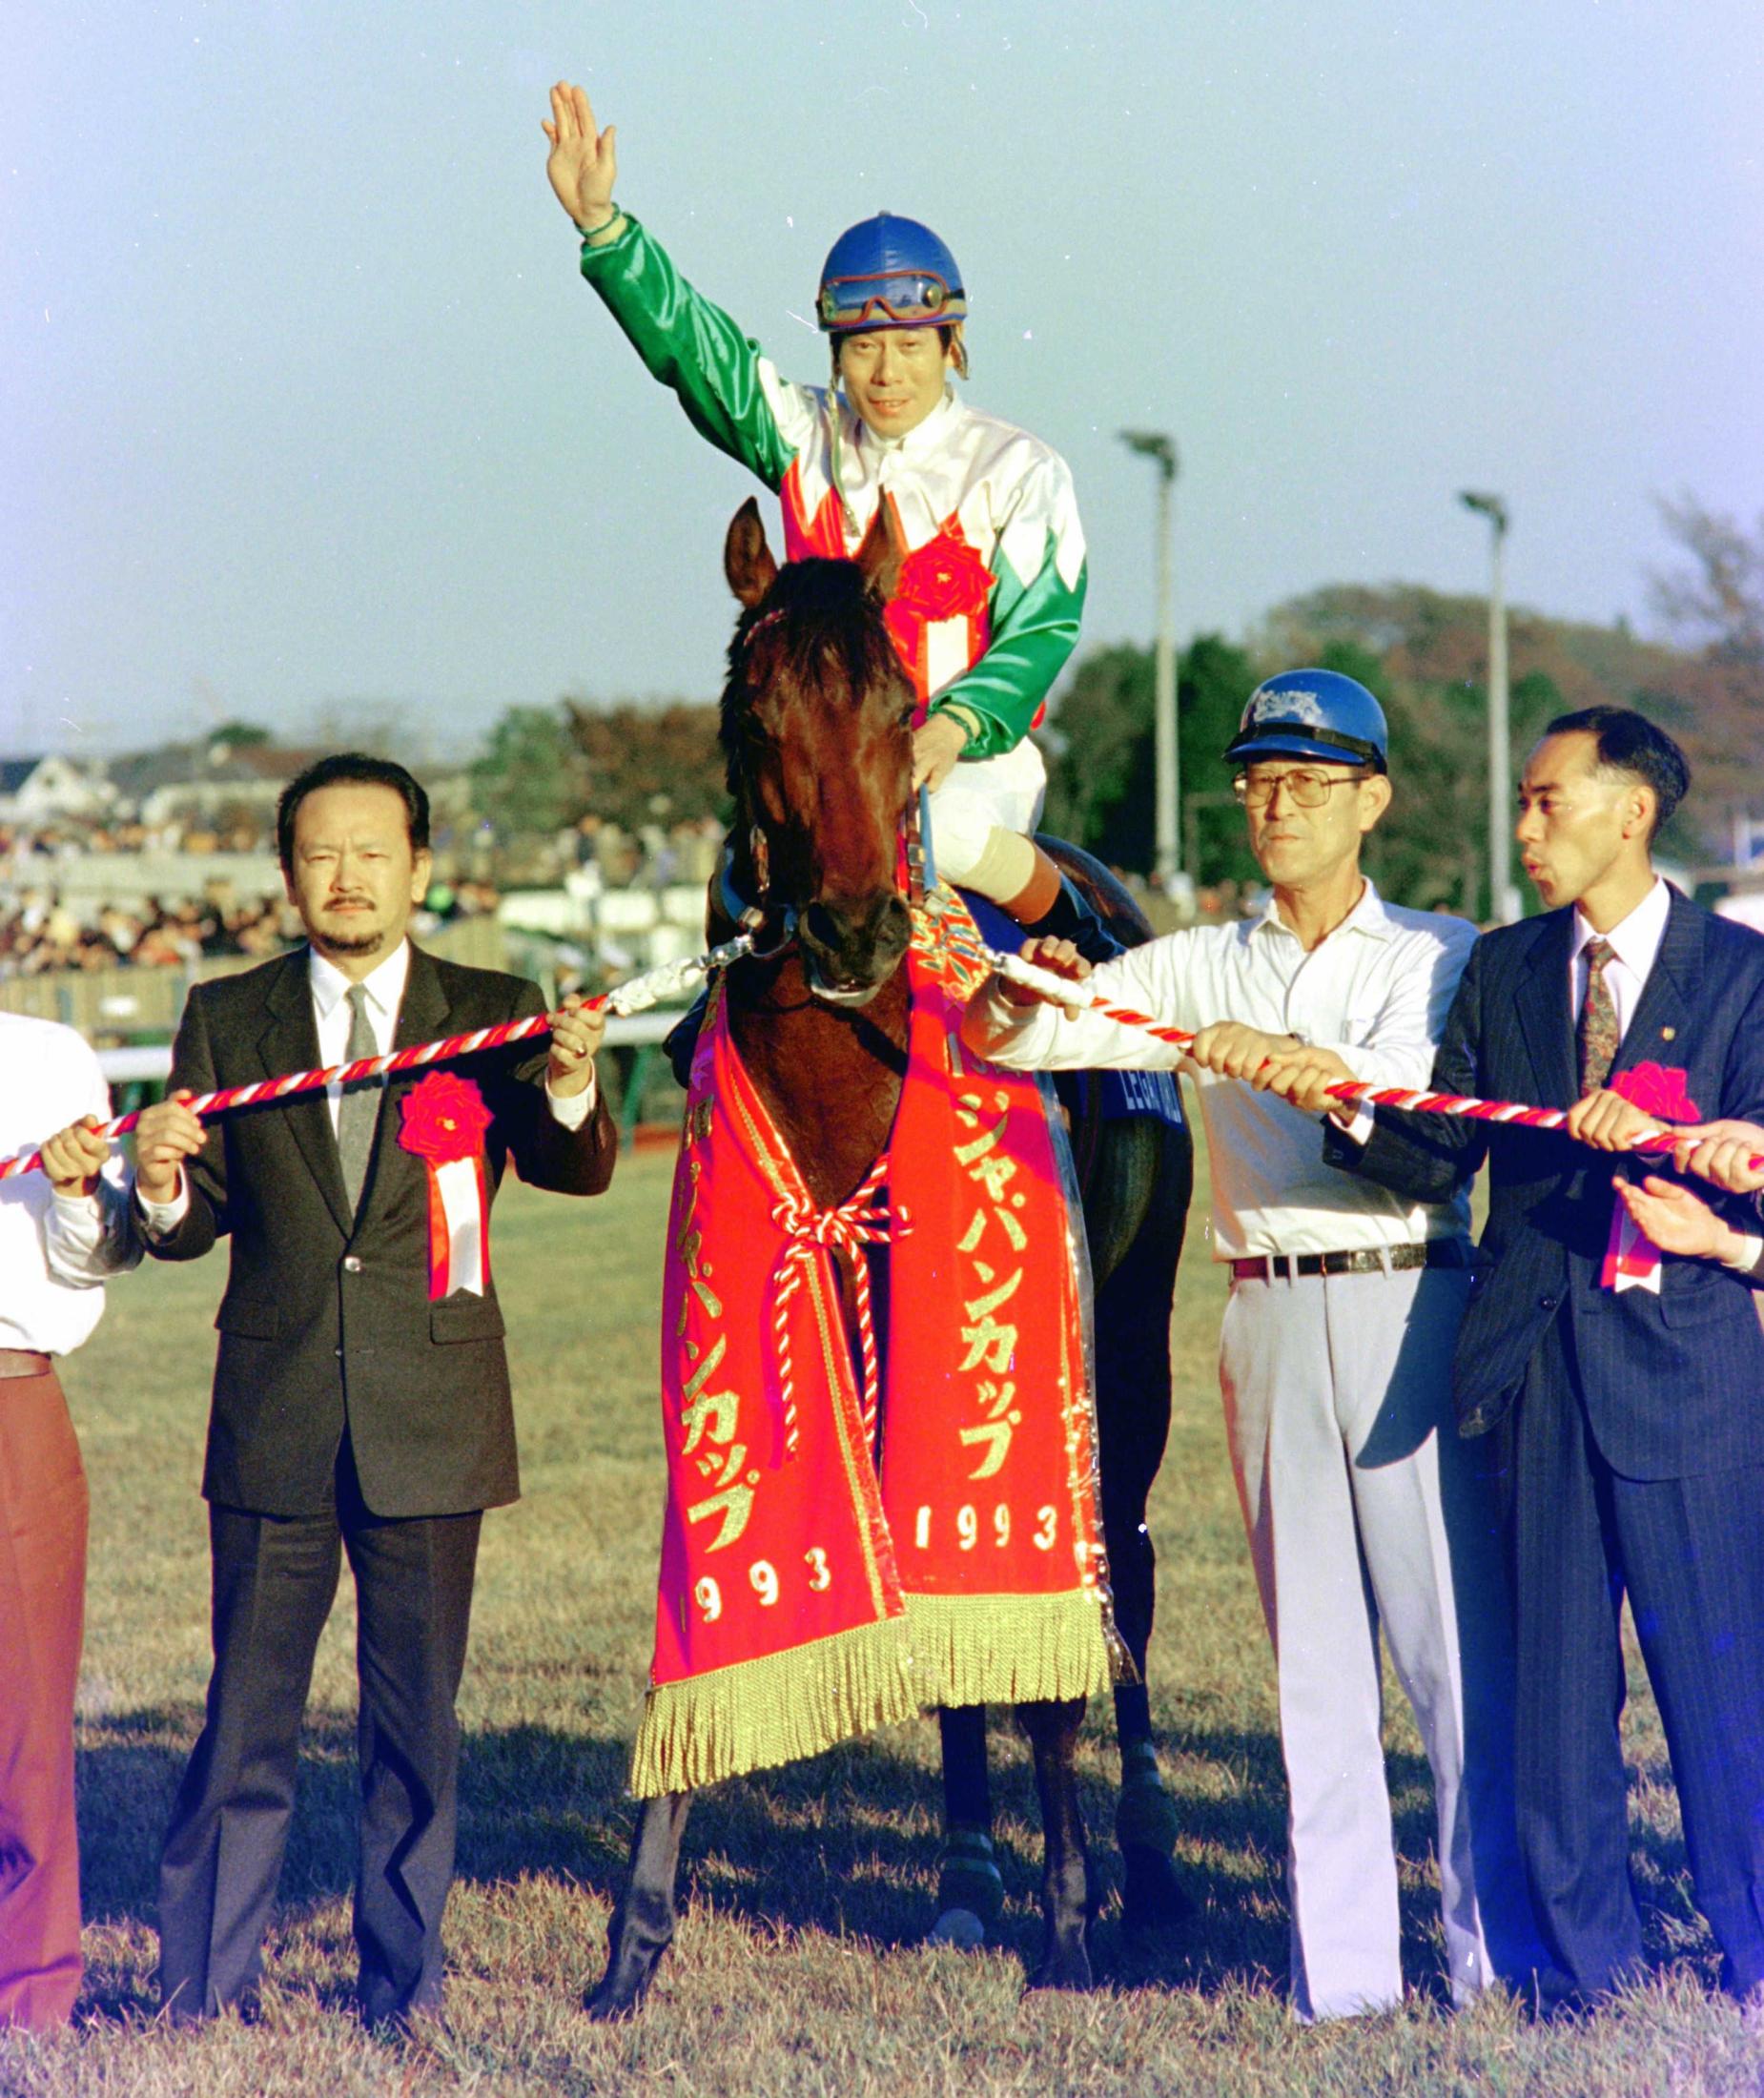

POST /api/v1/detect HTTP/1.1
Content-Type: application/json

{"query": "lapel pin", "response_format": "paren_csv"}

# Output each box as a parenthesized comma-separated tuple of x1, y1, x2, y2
(1661, 1025, 1676, 1041)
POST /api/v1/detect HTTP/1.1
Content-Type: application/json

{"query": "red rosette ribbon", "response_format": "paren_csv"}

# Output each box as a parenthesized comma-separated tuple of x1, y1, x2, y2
(1610, 1061, 1698, 1123)
(884, 526, 995, 709)
(1602, 1063, 1700, 1290)
(399, 1071, 494, 1301)
(892, 533, 994, 624)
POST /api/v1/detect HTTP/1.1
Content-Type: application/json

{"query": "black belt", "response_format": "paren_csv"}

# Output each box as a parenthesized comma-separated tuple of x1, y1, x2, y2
(1229, 1240, 1469, 1283)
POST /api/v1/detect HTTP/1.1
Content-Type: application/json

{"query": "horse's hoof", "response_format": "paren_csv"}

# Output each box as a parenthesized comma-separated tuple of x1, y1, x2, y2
(935, 1827, 1005, 1938)
(1119, 1842, 1196, 1936)
(1028, 1937, 1094, 1992)
(584, 1977, 639, 2023)
(584, 1912, 673, 2022)
(585, 1953, 657, 2023)
(929, 1906, 989, 1950)
(1114, 1751, 1181, 1858)
(585, 1963, 654, 2024)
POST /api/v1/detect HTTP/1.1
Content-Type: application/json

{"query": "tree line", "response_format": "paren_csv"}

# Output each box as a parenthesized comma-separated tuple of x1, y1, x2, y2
(468, 498, 1761, 915)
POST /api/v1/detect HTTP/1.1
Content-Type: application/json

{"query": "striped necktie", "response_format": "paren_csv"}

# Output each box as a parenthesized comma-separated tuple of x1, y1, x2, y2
(1577, 936, 1621, 1094)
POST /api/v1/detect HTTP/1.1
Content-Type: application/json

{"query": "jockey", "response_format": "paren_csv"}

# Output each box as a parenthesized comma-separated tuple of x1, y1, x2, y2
(543, 80, 1113, 958)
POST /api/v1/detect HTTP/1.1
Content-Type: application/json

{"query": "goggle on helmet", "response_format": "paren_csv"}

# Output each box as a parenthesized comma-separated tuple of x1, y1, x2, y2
(815, 212, 968, 334)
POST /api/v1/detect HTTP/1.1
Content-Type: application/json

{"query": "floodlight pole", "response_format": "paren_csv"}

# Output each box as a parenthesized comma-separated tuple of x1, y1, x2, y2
(1460, 490, 1518, 923)
(1120, 430, 1180, 886)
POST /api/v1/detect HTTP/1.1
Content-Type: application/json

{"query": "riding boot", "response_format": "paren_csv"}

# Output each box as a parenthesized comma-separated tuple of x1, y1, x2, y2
(1011, 874, 1124, 968)
(664, 992, 708, 1090)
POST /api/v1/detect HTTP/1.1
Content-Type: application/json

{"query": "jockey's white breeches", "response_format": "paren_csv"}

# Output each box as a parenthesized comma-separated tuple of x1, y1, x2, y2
(925, 739, 1047, 891)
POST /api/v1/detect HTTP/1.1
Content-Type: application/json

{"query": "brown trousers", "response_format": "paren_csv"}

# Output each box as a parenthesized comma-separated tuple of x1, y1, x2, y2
(0, 1366, 88, 2028)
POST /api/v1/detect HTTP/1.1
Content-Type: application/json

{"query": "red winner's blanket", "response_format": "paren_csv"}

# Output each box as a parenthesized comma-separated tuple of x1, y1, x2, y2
(629, 889, 1118, 1797)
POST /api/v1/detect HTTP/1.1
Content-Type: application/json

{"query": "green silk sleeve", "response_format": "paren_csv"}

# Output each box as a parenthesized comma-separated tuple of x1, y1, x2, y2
(931, 535, 1089, 762)
(578, 215, 813, 492)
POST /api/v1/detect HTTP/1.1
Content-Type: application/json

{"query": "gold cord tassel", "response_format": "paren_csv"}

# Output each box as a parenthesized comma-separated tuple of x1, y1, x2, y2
(629, 1615, 917, 1798)
(902, 1590, 1116, 1711)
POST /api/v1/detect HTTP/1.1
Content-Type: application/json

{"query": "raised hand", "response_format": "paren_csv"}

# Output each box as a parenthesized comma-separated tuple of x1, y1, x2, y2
(543, 81, 619, 232)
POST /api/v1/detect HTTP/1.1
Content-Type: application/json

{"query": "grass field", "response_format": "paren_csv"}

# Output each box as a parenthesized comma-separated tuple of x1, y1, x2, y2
(3, 1125, 1760, 2096)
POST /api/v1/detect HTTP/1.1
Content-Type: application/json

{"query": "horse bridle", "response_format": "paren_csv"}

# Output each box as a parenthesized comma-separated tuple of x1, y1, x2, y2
(725, 596, 929, 986)
(718, 825, 796, 964)
(731, 782, 930, 983)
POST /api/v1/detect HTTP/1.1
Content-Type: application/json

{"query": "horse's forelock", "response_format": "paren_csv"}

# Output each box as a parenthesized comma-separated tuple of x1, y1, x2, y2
(719, 558, 900, 792)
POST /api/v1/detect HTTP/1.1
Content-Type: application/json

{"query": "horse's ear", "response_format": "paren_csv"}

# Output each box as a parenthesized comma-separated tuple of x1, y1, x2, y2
(726, 498, 779, 610)
(854, 497, 904, 602)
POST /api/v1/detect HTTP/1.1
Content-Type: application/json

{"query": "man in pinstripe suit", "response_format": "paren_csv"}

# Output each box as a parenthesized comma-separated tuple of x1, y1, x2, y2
(1313, 708, 1764, 2012)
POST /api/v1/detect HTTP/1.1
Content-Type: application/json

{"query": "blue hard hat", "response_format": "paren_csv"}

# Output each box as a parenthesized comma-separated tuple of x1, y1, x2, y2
(816, 213, 967, 334)
(1223, 668, 1389, 772)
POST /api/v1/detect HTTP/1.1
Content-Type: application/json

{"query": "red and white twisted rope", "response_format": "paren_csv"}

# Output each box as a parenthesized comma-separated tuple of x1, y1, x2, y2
(0, 933, 755, 1182)
(985, 946, 1764, 1173)
(768, 1155, 911, 1460)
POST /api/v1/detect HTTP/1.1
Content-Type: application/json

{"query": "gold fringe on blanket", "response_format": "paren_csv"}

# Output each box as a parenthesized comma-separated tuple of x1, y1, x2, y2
(903, 1588, 1118, 1711)
(629, 1614, 918, 1799)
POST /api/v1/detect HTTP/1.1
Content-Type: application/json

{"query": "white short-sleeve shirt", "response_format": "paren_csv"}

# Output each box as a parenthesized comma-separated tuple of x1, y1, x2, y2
(974, 882, 1477, 1261)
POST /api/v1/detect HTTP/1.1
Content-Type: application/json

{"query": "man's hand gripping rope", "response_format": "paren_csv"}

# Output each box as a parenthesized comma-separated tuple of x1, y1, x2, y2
(984, 938, 1764, 1179)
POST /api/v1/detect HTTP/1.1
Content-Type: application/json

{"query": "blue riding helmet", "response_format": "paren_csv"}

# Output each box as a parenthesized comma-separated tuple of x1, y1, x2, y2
(1223, 668, 1389, 773)
(816, 213, 967, 334)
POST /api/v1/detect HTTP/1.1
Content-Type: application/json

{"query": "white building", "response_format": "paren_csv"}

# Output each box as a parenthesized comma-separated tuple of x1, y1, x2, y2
(0, 756, 115, 824)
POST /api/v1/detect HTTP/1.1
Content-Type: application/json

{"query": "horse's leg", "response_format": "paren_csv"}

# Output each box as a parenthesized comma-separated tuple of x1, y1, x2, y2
(1093, 1118, 1194, 1931)
(585, 1792, 693, 2021)
(932, 1706, 1004, 1945)
(1016, 1696, 1093, 1989)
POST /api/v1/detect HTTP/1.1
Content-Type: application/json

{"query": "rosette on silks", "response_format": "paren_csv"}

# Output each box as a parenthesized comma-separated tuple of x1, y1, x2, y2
(882, 520, 995, 713)
(398, 1070, 495, 1299)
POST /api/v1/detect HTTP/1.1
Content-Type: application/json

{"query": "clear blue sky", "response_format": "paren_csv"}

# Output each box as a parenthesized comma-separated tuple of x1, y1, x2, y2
(5, 1, 1760, 760)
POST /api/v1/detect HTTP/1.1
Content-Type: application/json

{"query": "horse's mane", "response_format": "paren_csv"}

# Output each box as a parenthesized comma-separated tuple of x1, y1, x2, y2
(719, 558, 901, 795)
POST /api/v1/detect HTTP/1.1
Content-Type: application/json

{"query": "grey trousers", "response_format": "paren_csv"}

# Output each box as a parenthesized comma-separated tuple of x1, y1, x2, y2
(1219, 1260, 1538, 2019)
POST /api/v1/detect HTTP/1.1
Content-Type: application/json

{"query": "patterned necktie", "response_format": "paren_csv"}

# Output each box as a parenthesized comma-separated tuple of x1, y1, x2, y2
(1577, 936, 1621, 1093)
(336, 983, 381, 1214)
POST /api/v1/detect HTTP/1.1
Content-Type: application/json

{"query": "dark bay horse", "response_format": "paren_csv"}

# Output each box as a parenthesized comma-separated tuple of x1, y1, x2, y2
(587, 498, 1191, 2018)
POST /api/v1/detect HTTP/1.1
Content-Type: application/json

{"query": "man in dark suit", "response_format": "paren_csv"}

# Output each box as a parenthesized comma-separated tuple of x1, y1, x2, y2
(126, 752, 617, 2028)
(1297, 707, 1764, 2011)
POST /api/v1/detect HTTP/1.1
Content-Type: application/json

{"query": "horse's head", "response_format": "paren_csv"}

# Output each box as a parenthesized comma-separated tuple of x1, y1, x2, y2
(720, 497, 915, 1005)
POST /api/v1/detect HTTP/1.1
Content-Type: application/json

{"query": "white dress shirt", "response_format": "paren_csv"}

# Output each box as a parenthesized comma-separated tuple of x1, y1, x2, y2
(973, 881, 1478, 1261)
(310, 942, 410, 1133)
(1, 1013, 139, 1354)
(140, 940, 594, 1231)
(1569, 876, 1671, 1047)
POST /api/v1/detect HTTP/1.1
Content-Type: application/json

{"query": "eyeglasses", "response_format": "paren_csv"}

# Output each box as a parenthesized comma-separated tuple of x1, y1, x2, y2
(1233, 768, 1369, 809)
